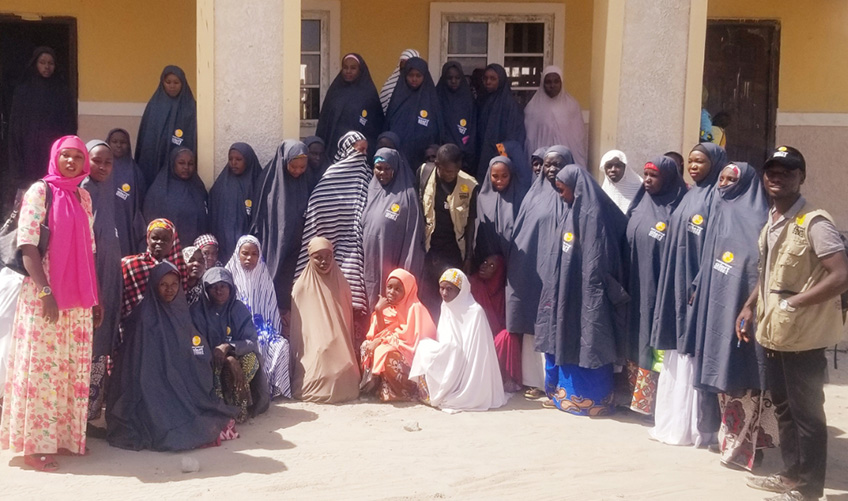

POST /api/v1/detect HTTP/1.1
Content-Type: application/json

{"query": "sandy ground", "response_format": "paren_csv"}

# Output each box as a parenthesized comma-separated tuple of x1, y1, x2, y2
(3, 354, 848, 501)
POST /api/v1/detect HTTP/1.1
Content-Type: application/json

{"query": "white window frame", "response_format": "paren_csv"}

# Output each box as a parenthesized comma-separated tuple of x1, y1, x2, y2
(428, 2, 565, 84)
(301, 0, 340, 137)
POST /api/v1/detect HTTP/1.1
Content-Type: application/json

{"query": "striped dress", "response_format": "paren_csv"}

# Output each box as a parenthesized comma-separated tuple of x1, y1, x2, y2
(295, 132, 372, 313)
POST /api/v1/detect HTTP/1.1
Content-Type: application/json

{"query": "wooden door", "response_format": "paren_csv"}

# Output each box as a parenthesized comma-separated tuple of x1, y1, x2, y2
(703, 21, 779, 168)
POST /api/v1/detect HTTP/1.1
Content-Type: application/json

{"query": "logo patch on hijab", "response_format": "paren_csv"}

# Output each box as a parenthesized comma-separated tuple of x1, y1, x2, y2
(418, 110, 430, 127)
(171, 129, 184, 146)
(192, 335, 202, 346)
(384, 202, 401, 221)
(116, 183, 131, 200)
(687, 215, 704, 236)
(562, 232, 573, 253)
(692, 214, 704, 225)
(360, 109, 368, 126)
(459, 118, 467, 127)
(649, 222, 667, 241)
(714, 252, 734, 275)
(245, 199, 253, 215)
(175, 129, 184, 138)
(722, 251, 734, 263)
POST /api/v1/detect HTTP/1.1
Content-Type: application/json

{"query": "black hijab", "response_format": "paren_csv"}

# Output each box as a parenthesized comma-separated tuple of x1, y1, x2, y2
(385, 57, 441, 169)
(249, 140, 311, 310)
(142, 147, 209, 245)
(106, 262, 238, 451)
(651, 143, 727, 354)
(315, 53, 384, 161)
(534, 164, 629, 368)
(190, 267, 271, 416)
(7, 46, 76, 187)
(135, 65, 197, 187)
(474, 155, 528, 263)
(304, 135, 331, 180)
(505, 145, 572, 335)
(81, 140, 122, 358)
(362, 147, 425, 310)
(436, 61, 476, 168)
(106, 128, 148, 255)
(209, 142, 264, 260)
(475, 64, 526, 179)
(692, 162, 769, 393)
(624, 156, 686, 370)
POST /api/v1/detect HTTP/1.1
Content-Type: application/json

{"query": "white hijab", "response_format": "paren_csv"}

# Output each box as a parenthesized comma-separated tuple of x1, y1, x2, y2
(379, 48, 420, 114)
(225, 235, 283, 334)
(409, 269, 507, 413)
(599, 150, 642, 213)
(524, 65, 588, 166)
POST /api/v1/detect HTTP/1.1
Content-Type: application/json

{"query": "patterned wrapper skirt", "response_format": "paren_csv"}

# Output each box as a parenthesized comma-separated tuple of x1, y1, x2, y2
(718, 390, 779, 470)
(545, 354, 614, 417)
(626, 360, 659, 416)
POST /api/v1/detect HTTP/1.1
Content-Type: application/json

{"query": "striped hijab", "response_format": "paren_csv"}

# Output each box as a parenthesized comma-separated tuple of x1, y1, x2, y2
(295, 131, 372, 312)
(225, 235, 282, 334)
(379, 48, 419, 114)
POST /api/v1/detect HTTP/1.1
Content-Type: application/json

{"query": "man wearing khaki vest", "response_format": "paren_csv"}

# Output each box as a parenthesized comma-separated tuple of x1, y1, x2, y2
(737, 146, 848, 501)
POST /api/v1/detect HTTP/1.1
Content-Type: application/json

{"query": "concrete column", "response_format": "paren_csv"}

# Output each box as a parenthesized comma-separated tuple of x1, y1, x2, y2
(196, 0, 302, 186)
(589, 0, 707, 176)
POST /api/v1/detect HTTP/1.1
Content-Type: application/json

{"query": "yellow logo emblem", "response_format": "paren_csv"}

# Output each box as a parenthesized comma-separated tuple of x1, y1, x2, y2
(459, 119, 467, 127)
(420, 110, 428, 118)
(722, 251, 734, 264)
(192, 335, 201, 346)
(460, 184, 469, 193)
(796, 214, 806, 226)
(778, 146, 788, 152)
(655, 222, 667, 232)
(564, 232, 574, 243)
(245, 199, 253, 208)
(175, 129, 184, 138)
(361, 109, 368, 117)
(226, 326, 231, 335)
(390, 203, 400, 213)
(692, 214, 703, 225)
(121, 183, 131, 193)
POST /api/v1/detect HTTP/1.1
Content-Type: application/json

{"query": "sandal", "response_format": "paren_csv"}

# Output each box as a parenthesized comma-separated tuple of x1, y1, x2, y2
(524, 387, 545, 400)
(24, 454, 59, 472)
(746, 473, 797, 493)
(542, 398, 557, 409)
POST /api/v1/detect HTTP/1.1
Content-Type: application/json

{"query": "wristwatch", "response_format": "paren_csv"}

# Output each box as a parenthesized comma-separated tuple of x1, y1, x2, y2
(779, 299, 797, 312)
(37, 286, 52, 299)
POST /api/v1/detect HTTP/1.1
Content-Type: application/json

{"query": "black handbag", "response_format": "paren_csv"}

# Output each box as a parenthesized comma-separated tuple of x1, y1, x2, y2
(0, 180, 53, 276)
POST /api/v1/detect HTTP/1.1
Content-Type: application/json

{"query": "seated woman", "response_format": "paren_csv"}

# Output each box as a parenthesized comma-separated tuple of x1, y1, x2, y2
(225, 235, 292, 399)
(120, 218, 186, 320)
(182, 245, 206, 305)
(360, 269, 436, 401)
(470, 254, 522, 392)
(290, 237, 360, 403)
(194, 233, 222, 269)
(191, 268, 270, 422)
(107, 262, 238, 451)
(410, 269, 507, 412)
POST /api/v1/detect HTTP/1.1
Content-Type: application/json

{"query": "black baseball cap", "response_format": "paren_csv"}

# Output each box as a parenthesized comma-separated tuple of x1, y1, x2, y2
(763, 145, 805, 171)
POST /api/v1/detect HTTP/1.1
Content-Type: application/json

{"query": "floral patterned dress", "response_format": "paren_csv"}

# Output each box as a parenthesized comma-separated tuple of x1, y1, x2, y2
(0, 182, 95, 455)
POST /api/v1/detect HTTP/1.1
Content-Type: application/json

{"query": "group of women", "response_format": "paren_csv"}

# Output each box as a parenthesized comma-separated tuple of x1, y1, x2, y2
(1, 50, 771, 477)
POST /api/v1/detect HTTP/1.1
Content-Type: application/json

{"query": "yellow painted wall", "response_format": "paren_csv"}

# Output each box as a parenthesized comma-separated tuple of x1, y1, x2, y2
(1, 0, 196, 102)
(708, 0, 848, 112)
(339, 0, 594, 109)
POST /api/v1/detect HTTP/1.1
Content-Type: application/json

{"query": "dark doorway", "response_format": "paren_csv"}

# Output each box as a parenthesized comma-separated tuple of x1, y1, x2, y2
(703, 20, 780, 168)
(0, 15, 77, 209)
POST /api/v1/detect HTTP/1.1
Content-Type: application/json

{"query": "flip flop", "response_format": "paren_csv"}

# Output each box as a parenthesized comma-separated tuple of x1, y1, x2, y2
(524, 388, 545, 399)
(24, 454, 59, 472)
(542, 399, 557, 409)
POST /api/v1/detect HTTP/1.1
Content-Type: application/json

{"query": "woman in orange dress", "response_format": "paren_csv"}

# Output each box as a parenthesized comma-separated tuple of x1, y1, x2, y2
(360, 269, 436, 401)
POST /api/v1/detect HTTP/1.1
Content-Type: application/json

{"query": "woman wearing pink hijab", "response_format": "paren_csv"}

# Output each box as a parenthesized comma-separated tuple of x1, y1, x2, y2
(0, 135, 101, 471)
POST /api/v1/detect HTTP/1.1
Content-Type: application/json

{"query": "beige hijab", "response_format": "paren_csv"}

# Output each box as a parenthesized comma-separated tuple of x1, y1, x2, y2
(290, 237, 360, 403)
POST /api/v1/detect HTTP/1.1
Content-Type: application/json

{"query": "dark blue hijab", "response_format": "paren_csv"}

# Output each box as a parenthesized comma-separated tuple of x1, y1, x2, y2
(315, 54, 384, 161)
(106, 128, 148, 255)
(474, 155, 528, 263)
(142, 147, 208, 245)
(135, 65, 197, 187)
(534, 164, 629, 368)
(385, 57, 441, 169)
(505, 145, 572, 335)
(651, 143, 727, 354)
(624, 156, 686, 369)
(208, 142, 264, 260)
(475, 64, 526, 180)
(249, 140, 311, 310)
(436, 61, 476, 168)
(691, 162, 769, 393)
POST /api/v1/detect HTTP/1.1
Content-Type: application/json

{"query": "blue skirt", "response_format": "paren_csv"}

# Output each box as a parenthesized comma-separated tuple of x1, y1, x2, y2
(545, 354, 614, 416)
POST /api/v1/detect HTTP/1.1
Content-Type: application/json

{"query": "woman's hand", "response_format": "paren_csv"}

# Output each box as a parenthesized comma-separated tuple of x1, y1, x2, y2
(41, 294, 59, 324)
(214, 343, 231, 367)
(228, 356, 247, 394)
(374, 295, 389, 312)
(92, 305, 104, 329)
